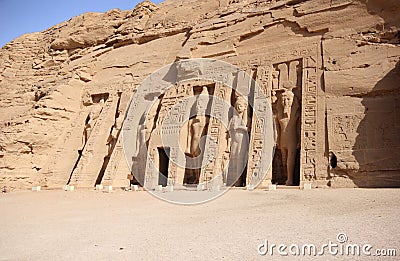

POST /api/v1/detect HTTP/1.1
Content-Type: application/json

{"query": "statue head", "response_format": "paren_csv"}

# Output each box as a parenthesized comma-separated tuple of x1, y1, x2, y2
(193, 86, 209, 114)
(235, 97, 247, 114)
(280, 89, 295, 114)
(195, 97, 208, 115)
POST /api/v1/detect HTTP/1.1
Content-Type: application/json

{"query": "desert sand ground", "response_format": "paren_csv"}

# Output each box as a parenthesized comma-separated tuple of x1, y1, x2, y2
(1, 188, 399, 260)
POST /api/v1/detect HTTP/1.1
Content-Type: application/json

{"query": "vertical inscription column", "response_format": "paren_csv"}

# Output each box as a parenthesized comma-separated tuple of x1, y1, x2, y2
(199, 82, 231, 187)
(301, 57, 318, 181)
(247, 65, 274, 187)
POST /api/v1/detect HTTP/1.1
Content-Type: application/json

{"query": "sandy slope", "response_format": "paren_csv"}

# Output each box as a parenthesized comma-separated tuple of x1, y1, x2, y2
(1, 188, 399, 260)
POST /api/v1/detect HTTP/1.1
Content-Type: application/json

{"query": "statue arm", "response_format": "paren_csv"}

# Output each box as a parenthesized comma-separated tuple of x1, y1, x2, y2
(226, 130, 231, 152)
(133, 125, 145, 157)
(296, 114, 301, 149)
(106, 129, 113, 145)
(185, 120, 192, 154)
(274, 116, 281, 148)
(226, 120, 232, 152)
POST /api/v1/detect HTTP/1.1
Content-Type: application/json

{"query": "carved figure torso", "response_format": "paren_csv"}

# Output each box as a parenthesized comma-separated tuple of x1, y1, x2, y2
(277, 92, 299, 150)
(278, 113, 299, 149)
(229, 114, 248, 149)
(188, 117, 208, 157)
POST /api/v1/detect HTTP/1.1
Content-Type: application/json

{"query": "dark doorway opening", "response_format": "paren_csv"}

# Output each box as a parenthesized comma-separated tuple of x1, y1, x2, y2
(184, 166, 201, 185)
(227, 166, 247, 187)
(272, 148, 300, 186)
(294, 148, 300, 185)
(158, 147, 170, 187)
(91, 93, 109, 103)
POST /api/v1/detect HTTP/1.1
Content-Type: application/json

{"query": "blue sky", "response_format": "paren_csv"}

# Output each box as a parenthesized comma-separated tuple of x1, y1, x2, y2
(0, 0, 164, 48)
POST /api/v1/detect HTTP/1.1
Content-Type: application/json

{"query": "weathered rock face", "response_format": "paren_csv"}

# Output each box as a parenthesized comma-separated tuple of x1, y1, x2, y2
(0, 0, 399, 190)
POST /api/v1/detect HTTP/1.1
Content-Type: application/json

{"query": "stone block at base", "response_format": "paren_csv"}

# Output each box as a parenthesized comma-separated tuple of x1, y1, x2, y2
(32, 186, 41, 192)
(212, 185, 220, 191)
(197, 184, 205, 191)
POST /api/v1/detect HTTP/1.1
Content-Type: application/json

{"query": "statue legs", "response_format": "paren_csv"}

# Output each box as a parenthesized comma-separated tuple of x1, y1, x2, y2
(282, 146, 296, 186)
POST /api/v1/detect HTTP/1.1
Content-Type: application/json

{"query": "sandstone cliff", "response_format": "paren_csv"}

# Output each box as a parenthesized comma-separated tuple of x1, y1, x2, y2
(0, 0, 399, 190)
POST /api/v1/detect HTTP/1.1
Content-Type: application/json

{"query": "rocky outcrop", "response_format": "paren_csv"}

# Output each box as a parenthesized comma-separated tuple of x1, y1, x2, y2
(0, 0, 399, 190)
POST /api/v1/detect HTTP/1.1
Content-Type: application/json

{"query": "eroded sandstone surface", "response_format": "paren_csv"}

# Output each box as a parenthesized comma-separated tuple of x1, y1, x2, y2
(0, 0, 399, 190)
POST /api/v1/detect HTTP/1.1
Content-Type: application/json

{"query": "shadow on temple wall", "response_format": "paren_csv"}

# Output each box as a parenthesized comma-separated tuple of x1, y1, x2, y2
(326, 0, 400, 187)
(333, 60, 400, 187)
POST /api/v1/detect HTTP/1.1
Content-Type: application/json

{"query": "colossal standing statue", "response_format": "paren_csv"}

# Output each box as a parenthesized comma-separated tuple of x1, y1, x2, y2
(276, 89, 300, 185)
(185, 86, 209, 184)
(227, 97, 249, 186)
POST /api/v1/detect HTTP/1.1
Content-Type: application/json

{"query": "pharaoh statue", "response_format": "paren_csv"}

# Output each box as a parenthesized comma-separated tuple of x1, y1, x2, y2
(83, 98, 104, 144)
(81, 90, 93, 106)
(106, 109, 124, 156)
(227, 96, 249, 186)
(184, 86, 209, 184)
(134, 114, 147, 158)
(106, 127, 118, 156)
(275, 88, 300, 185)
(132, 113, 148, 185)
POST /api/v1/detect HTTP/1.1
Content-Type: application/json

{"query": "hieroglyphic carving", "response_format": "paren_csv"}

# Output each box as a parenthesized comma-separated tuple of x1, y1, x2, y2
(167, 147, 179, 184)
(235, 43, 318, 68)
(270, 45, 318, 65)
(144, 147, 158, 189)
(330, 112, 399, 152)
(200, 82, 231, 186)
(246, 65, 273, 186)
(301, 56, 318, 181)
(136, 47, 322, 188)
(164, 86, 193, 186)
(330, 114, 364, 151)
(234, 43, 321, 186)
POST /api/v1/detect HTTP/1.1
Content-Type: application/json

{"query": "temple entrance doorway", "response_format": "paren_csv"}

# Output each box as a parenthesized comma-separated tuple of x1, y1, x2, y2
(158, 147, 170, 187)
(272, 148, 300, 186)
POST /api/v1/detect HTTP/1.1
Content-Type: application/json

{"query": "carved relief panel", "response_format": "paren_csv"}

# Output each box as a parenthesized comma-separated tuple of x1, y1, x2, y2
(246, 42, 323, 186)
